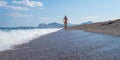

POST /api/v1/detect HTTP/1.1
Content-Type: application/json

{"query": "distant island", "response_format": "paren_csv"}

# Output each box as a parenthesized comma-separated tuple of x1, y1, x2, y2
(38, 22, 76, 28)
(80, 21, 93, 25)
(38, 21, 93, 28)
(38, 22, 63, 28)
(0, 21, 94, 29)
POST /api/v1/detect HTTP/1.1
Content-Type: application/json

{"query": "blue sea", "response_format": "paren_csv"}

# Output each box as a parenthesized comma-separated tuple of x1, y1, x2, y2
(0, 27, 61, 51)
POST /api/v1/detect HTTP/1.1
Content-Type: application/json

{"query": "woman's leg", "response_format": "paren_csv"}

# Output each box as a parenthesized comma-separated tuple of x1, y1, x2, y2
(64, 23, 67, 30)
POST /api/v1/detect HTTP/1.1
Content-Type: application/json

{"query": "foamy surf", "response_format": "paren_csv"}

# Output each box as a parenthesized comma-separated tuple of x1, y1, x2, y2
(0, 28, 61, 51)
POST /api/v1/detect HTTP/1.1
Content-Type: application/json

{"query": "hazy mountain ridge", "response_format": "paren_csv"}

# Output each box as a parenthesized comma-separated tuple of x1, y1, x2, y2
(80, 21, 93, 25)
(38, 22, 76, 28)
(38, 21, 93, 28)
(38, 22, 63, 28)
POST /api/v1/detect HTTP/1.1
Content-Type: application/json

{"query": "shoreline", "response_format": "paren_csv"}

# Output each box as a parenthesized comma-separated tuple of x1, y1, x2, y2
(68, 19, 120, 36)
(0, 30, 120, 60)
(69, 27, 120, 36)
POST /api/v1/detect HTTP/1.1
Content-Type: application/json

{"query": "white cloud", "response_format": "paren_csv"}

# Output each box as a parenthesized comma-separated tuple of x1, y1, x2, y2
(7, 12, 33, 18)
(7, 6, 28, 10)
(0, 1, 7, 6)
(81, 16, 99, 20)
(77, 16, 99, 23)
(39, 17, 52, 20)
(12, 0, 43, 7)
(0, 0, 43, 11)
(0, 1, 28, 10)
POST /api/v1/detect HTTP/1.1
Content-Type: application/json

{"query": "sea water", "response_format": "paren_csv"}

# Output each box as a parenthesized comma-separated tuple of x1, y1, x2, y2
(0, 27, 61, 51)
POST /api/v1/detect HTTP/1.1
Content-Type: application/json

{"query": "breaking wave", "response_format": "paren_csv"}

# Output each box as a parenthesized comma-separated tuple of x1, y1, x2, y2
(0, 28, 61, 51)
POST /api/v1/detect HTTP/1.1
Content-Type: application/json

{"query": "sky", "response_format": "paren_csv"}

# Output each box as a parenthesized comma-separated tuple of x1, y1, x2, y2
(0, 0, 120, 27)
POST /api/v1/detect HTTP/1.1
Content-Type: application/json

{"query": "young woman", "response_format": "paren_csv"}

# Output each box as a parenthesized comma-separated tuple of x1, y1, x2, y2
(63, 16, 68, 30)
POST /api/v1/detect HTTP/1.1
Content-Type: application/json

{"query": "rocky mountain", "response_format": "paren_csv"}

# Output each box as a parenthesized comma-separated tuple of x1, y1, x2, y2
(81, 21, 93, 25)
(38, 21, 93, 28)
(38, 22, 63, 28)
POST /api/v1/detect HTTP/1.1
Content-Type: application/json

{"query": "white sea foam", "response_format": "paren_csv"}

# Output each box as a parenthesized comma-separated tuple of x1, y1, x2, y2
(0, 28, 61, 51)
